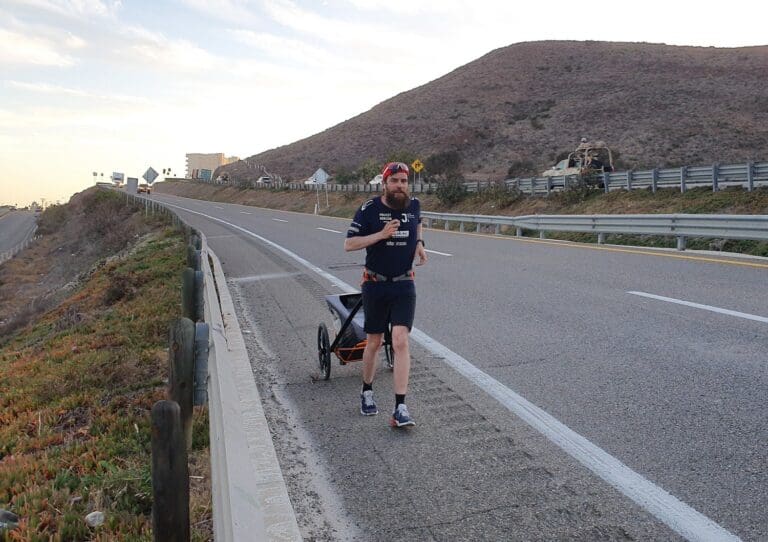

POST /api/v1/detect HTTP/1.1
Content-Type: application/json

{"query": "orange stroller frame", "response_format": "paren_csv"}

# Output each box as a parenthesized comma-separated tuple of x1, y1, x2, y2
(317, 293, 394, 380)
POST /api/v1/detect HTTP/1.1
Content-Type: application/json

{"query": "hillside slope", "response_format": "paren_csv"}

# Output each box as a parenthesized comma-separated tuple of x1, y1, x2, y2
(217, 41, 768, 183)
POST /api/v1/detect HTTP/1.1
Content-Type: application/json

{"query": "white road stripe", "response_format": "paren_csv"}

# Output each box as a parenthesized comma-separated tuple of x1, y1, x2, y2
(628, 291, 768, 324)
(240, 211, 252, 215)
(317, 227, 342, 234)
(230, 272, 302, 283)
(162, 202, 741, 542)
(426, 249, 452, 257)
(272, 218, 288, 223)
(214, 206, 224, 209)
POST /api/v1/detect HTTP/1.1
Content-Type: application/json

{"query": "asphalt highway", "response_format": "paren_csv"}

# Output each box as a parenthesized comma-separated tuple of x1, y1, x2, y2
(0, 211, 36, 254)
(155, 192, 766, 541)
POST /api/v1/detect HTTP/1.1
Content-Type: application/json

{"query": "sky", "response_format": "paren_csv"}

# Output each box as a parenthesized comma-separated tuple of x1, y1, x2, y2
(1, 1, 766, 208)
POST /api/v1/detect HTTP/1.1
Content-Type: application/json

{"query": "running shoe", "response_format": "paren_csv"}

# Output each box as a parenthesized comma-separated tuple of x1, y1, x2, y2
(390, 404, 416, 427)
(360, 390, 378, 416)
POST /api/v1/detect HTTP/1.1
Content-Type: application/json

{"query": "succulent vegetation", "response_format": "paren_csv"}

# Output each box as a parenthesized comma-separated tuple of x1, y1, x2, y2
(0, 189, 211, 541)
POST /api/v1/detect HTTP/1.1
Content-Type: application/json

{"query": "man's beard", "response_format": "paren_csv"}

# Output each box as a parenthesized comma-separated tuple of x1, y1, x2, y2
(384, 187, 410, 210)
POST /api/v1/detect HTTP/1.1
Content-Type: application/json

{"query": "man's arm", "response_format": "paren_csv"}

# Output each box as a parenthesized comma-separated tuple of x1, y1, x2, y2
(344, 219, 399, 252)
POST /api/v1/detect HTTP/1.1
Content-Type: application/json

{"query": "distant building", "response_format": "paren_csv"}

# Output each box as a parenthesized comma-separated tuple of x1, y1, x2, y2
(185, 153, 239, 179)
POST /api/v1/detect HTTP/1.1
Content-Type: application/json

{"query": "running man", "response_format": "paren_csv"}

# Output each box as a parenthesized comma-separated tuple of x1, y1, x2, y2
(344, 161, 428, 427)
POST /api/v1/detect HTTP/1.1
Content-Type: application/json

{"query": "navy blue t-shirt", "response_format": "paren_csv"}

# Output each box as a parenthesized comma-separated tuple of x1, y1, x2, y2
(347, 196, 421, 277)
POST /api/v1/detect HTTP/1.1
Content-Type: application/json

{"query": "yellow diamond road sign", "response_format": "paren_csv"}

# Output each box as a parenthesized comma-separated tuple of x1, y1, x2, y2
(411, 159, 424, 173)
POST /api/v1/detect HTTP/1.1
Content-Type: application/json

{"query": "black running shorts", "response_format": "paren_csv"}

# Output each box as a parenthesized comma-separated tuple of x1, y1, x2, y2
(361, 281, 416, 334)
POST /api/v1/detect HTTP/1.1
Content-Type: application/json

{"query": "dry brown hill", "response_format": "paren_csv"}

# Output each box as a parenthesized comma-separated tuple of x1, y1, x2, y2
(217, 40, 768, 183)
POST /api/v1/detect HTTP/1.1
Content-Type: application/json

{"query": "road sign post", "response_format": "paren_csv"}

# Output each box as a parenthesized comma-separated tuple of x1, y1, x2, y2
(143, 167, 159, 185)
(411, 159, 424, 184)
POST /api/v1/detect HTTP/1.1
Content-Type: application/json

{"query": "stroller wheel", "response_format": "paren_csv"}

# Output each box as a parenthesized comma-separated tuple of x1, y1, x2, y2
(384, 343, 394, 370)
(317, 323, 331, 380)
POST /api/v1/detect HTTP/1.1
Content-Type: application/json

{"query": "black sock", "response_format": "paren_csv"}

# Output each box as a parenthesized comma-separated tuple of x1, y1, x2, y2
(362, 381, 373, 392)
(395, 394, 405, 407)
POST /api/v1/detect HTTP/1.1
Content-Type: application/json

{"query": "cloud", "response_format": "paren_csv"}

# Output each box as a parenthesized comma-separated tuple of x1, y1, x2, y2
(0, 28, 77, 66)
(6, 0, 122, 19)
(230, 29, 336, 68)
(119, 26, 219, 73)
(7, 80, 150, 104)
(177, 0, 260, 25)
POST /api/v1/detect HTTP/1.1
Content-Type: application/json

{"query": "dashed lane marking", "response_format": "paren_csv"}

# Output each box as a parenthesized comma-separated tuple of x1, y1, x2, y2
(230, 272, 303, 283)
(426, 249, 452, 256)
(628, 291, 768, 324)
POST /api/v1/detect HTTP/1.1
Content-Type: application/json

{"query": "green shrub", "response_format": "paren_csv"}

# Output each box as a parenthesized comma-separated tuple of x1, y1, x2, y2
(436, 177, 467, 206)
(425, 150, 462, 178)
(473, 182, 523, 208)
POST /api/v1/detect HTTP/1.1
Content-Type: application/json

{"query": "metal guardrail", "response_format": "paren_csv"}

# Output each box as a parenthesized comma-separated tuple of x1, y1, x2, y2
(118, 191, 302, 541)
(197, 159, 768, 196)
(506, 161, 768, 195)
(422, 211, 768, 251)
(0, 228, 39, 265)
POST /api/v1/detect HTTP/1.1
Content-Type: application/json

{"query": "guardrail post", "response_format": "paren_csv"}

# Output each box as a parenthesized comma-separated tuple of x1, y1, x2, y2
(598, 233, 606, 244)
(444, 221, 450, 231)
(680, 166, 687, 193)
(712, 163, 719, 192)
(626, 170, 632, 191)
(747, 162, 754, 192)
(603, 172, 610, 194)
(494, 224, 500, 235)
(187, 246, 201, 271)
(531, 177, 537, 195)
(151, 400, 190, 542)
(169, 318, 195, 450)
(182, 268, 203, 322)
(516, 227, 522, 237)
(651, 168, 658, 194)
(459, 222, 465, 233)
(194, 323, 209, 406)
(677, 236, 687, 251)
(476, 223, 481, 233)
(539, 231, 546, 240)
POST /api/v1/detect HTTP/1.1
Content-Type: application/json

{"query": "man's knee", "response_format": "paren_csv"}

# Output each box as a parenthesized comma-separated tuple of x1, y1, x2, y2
(366, 333, 383, 349)
(391, 326, 409, 352)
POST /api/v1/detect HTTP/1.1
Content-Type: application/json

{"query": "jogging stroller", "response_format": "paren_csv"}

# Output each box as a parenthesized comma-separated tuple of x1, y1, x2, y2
(316, 292, 394, 380)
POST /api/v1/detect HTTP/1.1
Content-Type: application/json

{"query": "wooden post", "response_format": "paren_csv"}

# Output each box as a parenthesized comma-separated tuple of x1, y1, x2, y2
(169, 318, 195, 449)
(151, 400, 190, 542)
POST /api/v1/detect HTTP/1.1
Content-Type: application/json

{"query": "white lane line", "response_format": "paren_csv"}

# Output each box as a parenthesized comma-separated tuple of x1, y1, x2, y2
(317, 227, 342, 234)
(629, 291, 768, 324)
(426, 249, 452, 257)
(273, 218, 289, 223)
(214, 206, 224, 210)
(240, 211, 252, 215)
(162, 202, 741, 542)
(230, 272, 303, 283)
